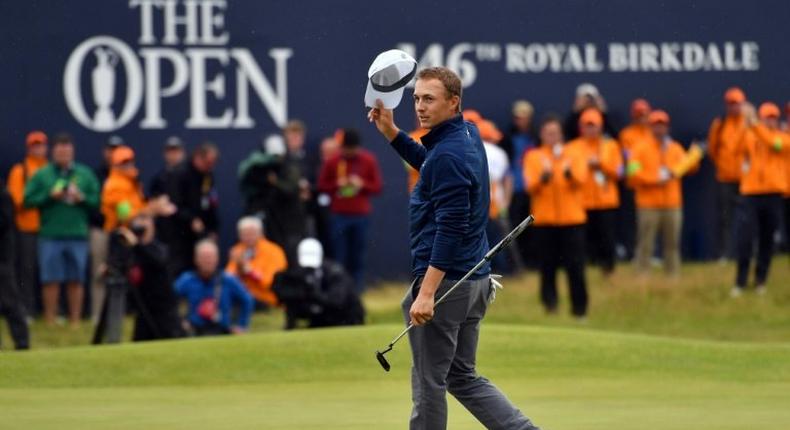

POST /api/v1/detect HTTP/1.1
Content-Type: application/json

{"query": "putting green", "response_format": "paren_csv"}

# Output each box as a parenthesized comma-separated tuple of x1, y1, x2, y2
(1, 324, 789, 429)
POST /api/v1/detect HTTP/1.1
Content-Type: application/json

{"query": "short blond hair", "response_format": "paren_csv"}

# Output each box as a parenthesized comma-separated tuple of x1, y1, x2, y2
(416, 67, 463, 112)
(237, 216, 263, 234)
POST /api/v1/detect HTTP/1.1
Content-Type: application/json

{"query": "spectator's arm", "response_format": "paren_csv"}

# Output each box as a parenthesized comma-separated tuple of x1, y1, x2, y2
(360, 155, 383, 195)
(707, 118, 722, 163)
(7, 165, 25, 210)
(389, 131, 427, 171)
(600, 140, 624, 180)
(317, 158, 338, 194)
(427, 154, 471, 272)
(626, 151, 660, 185)
(566, 149, 589, 187)
(229, 275, 254, 329)
(23, 169, 51, 208)
(524, 152, 545, 194)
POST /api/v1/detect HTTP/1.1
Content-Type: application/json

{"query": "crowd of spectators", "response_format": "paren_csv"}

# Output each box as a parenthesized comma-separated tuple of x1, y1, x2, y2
(1, 82, 788, 347)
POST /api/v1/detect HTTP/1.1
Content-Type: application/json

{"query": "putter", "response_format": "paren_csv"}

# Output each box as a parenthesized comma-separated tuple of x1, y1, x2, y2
(375, 214, 535, 371)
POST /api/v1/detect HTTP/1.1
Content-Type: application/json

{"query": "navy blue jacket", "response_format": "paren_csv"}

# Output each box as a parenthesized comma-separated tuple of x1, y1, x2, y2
(390, 115, 491, 280)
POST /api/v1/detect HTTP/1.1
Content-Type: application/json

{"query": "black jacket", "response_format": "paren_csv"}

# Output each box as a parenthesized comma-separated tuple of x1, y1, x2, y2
(170, 162, 219, 237)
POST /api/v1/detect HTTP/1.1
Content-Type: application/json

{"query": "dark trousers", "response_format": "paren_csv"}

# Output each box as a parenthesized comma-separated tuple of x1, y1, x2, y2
(0, 268, 30, 350)
(331, 214, 369, 294)
(716, 181, 740, 259)
(585, 209, 617, 274)
(534, 225, 588, 316)
(735, 194, 783, 288)
(783, 197, 790, 252)
(14, 231, 38, 317)
(508, 192, 537, 268)
(615, 182, 637, 260)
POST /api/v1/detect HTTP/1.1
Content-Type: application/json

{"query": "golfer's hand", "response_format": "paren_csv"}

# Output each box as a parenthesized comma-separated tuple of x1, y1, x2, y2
(409, 295, 435, 326)
(368, 99, 399, 141)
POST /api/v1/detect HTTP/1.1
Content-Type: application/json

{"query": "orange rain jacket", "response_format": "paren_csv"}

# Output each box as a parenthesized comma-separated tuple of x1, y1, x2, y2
(627, 137, 692, 209)
(101, 169, 146, 231)
(618, 123, 653, 155)
(524, 142, 588, 226)
(6, 156, 47, 232)
(739, 124, 789, 196)
(570, 136, 623, 210)
(226, 238, 288, 307)
(708, 114, 751, 183)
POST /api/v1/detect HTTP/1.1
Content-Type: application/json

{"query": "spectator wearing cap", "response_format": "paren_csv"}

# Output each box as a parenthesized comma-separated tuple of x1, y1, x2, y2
(101, 146, 148, 231)
(524, 115, 589, 317)
(23, 133, 100, 327)
(6, 131, 48, 317)
(570, 108, 623, 279)
(87, 135, 124, 322)
(500, 100, 538, 267)
(564, 83, 618, 140)
(238, 134, 306, 264)
(317, 128, 383, 293)
(731, 102, 789, 296)
(225, 216, 288, 308)
(617, 99, 653, 260)
(149, 136, 185, 198)
(708, 87, 751, 261)
(628, 111, 700, 278)
(169, 141, 220, 276)
(0, 179, 30, 349)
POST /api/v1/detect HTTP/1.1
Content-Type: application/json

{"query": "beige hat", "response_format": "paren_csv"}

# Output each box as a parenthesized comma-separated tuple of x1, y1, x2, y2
(512, 100, 534, 118)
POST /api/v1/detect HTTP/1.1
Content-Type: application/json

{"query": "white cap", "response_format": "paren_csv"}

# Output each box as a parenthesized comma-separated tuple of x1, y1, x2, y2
(364, 49, 417, 109)
(264, 134, 286, 156)
(576, 83, 600, 98)
(297, 238, 323, 269)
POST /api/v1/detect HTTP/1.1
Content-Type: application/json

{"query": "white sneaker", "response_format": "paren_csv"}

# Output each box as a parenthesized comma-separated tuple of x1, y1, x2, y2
(730, 287, 743, 298)
(755, 285, 767, 296)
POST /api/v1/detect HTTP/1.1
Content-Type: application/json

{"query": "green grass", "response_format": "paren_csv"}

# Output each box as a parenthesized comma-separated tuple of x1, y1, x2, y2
(1, 260, 789, 429)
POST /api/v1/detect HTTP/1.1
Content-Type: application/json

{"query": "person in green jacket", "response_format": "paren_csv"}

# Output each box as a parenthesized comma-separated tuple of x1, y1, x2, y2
(23, 133, 100, 327)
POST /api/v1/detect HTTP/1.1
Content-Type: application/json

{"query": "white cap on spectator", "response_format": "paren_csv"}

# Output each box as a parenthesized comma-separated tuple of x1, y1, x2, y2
(364, 49, 417, 109)
(264, 134, 286, 156)
(298, 238, 323, 269)
(576, 83, 600, 98)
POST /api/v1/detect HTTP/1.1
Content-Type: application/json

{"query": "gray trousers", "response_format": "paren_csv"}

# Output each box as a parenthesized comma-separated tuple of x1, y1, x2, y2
(401, 277, 539, 430)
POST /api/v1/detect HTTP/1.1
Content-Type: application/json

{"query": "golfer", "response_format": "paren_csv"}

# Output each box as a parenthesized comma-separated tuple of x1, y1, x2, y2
(368, 66, 540, 430)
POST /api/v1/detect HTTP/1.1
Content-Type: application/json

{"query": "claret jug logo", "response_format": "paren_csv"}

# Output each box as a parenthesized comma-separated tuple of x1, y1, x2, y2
(64, 0, 292, 132)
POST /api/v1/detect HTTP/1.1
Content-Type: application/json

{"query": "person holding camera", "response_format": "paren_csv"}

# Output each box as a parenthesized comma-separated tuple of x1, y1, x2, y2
(174, 240, 254, 336)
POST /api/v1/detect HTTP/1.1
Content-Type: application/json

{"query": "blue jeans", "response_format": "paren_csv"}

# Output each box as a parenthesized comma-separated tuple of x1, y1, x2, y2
(38, 238, 88, 284)
(331, 214, 369, 293)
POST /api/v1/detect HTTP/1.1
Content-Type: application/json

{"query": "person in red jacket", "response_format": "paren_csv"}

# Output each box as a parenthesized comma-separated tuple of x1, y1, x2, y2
(317, 128, 382, 293)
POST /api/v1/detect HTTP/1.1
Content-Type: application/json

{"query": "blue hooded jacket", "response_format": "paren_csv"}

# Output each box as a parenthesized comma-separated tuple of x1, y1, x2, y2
(390, 115, 491, 280)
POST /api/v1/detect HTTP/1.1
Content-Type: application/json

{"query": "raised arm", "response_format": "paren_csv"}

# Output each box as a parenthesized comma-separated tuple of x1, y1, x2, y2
(368, 99, 426, 170)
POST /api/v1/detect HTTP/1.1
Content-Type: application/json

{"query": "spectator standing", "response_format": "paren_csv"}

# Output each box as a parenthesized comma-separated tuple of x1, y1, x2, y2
(169, 142, 220, 275)
(238, 135, 306, 263)
(570, 108, 623, 279)
(148, 136, 187, 279)
(708, 87, 750, 261)
(317, 129, 383, 293)
(6, 131, 48, 317)
(88, 135, 123, 322)
(617, 99, 653, 259)
(732, 102, 789, 296)
(314, 136, 340, 256)
(628, 111, 700, 278)
(23, 133, 100, 327)
(174, 240, 253, 336)
(225, 216, 288, 309)
(564, 83, 617, 140)
(524, 116, 589, 317)
(0, 179, 30, 349)
(500, 100, 537, 267)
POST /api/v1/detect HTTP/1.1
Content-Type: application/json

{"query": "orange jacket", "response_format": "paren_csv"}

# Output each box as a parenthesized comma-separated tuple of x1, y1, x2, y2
(570, 137, 623, 210)
(618, 123, 652, 154)
(627, 138, 689, 209)
(708, 115, 750, 182)
(739, 124, 789, 196)
(6, 156, 47, 232)
(226, 238, 288, 306)
(101, 169, 145, 231)
(524, 143, 588, 226)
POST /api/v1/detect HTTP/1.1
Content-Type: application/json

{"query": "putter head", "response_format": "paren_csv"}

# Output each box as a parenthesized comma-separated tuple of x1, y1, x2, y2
(375, 350, 391, 372)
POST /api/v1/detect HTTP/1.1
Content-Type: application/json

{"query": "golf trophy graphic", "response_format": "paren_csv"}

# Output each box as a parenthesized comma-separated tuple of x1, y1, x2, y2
(91, 47, 118, 130)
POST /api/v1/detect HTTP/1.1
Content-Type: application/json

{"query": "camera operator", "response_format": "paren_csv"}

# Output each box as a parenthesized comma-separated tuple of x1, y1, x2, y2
(107, 213, 183, 341)
(273, 238, 364, 329)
